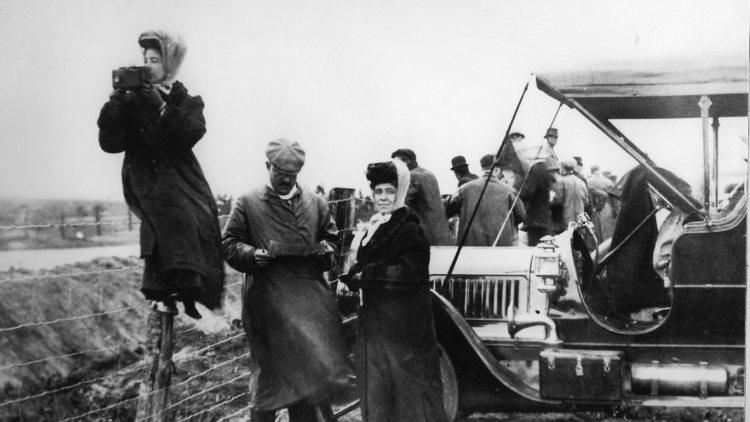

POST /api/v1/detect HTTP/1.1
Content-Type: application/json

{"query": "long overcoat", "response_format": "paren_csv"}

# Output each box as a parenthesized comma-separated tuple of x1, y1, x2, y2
(351, 207, 447, 422)
(222, 186, 352, 411)
(406, 166, 453, 246)
(97, 81, 224, 308)
(449, 173, 526, 246)
(519, 162, 555, 232)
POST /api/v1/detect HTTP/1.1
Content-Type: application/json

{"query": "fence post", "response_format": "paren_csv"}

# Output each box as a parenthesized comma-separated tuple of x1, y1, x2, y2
(94, 206, 102, 236)
(136, 302, 177, 421)
(151, 303, 177, 422)
(59, 212, 65, 239)
(128, 209, 133, 232)
(328, 187, 356, 271)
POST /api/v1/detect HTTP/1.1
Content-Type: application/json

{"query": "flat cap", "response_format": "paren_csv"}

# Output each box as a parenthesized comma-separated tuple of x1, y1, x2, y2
(391, 148, 417, 162)
(561, 158, 577, 171)
(544, 127, 558, 138)
(479, 154, 496, 169)
(265, 138, 305, 172)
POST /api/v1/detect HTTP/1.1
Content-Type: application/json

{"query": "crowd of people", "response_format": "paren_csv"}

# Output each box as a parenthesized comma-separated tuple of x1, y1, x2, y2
(98, 29, 622, 422)
(395, 128, 620, 249)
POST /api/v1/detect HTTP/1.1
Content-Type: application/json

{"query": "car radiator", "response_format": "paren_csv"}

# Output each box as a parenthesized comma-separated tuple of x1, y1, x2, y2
(430, 276, 529, 319)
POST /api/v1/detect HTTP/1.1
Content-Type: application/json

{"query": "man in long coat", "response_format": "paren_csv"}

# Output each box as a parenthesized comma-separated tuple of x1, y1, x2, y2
(447, 155, 526, 246)
(391, 148, 453, 246)
(552, 158, 589, 232)
(520, 159, 558, 246)
(222, 139, 351, 422)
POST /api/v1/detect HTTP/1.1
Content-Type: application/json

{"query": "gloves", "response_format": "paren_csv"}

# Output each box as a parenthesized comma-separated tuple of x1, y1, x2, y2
(339, 262, 364, 289)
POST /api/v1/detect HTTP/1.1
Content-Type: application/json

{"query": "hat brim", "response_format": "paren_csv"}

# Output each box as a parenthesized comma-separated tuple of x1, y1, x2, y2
(450, 164, 468, 170)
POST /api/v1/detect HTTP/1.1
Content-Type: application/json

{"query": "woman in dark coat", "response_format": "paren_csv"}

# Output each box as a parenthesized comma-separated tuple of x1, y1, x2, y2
(97, 30, 224, 317)
(343, 159, 447, 422)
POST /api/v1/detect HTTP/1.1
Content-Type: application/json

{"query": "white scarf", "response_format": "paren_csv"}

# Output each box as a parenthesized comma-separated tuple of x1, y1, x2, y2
(361, 212, 392, 247)
(266, 182, 299, 200)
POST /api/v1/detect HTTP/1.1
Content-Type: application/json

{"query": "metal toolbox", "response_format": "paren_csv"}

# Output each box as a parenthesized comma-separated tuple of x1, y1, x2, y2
(539, 349, 623, 400)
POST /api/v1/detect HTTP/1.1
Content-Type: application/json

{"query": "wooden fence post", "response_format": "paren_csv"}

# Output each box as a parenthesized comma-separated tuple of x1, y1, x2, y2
(151, 303, 176, 422)
(328, 188, 356, 270)
(59, 212, 65, 239)
(94, 206, 102, 236)
(136, 302, 177, 421)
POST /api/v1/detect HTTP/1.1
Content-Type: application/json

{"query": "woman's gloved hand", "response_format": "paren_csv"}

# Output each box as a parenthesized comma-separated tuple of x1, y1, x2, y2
(137, 83, 166, 111)
(339, 263, 364, 289)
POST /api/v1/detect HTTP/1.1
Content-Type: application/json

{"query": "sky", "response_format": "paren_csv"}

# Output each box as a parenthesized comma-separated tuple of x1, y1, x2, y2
(0, 0, 747, 201)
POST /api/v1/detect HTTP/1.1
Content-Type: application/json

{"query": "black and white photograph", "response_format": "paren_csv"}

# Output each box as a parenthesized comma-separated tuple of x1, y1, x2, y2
(0, 1, 748, 421)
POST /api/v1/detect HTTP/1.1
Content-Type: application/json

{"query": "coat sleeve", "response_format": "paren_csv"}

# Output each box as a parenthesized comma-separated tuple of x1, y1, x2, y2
(361, 221, 430, 284)
(445, 190, 462, 218)
(97, 97, 129, 154)
(221, 198, 257, 273)
(316, 196, 339, 252)
(511, 191, 526, 222)
(159, 94, 207, 150)
(405, 175, 419, 206)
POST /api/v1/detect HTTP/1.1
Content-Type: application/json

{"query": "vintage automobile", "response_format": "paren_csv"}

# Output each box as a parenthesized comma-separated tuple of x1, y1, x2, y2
(421, 59, 748, 420)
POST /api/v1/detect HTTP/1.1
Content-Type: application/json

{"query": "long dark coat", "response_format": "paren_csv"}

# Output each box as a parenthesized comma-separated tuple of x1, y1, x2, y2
(519, 162, 555, 232)
(406, 165, 453, 246)
(448, 173, 526, 246)
(352, 207, 447, 422)
(97, 81, 224, 308)
(222, 186, 352, 411)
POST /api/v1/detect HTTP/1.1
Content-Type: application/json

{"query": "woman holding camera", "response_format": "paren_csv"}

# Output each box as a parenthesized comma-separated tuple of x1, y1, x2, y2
(97, 31, 223, 318)
(342, 159, 447, 422)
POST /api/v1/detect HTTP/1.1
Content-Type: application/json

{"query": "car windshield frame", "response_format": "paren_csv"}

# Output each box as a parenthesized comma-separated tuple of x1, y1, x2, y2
(535, 59, 748, 219)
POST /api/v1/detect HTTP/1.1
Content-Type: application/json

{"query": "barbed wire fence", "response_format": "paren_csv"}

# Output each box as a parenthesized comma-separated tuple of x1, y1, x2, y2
(0, 190, 373, 422)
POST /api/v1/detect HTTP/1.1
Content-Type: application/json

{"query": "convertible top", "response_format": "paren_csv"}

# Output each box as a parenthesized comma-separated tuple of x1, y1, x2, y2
(536, 57, 748, 119)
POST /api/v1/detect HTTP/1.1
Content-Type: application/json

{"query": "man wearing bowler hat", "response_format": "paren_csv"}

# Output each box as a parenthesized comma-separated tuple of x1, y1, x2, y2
(222, 139, 351, 422)
(450, 155, 478, 187)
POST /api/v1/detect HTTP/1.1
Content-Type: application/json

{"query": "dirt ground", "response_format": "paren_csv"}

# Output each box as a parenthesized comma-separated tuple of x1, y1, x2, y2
(0, 259, 745, 422)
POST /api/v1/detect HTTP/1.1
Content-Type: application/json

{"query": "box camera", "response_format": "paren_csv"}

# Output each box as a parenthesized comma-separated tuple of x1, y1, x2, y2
(112, 66, 150, 91)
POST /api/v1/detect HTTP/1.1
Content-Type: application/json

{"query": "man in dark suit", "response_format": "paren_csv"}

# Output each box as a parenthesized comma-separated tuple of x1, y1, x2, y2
(450, 155, 478, 187)
(391, 148, 453, 246)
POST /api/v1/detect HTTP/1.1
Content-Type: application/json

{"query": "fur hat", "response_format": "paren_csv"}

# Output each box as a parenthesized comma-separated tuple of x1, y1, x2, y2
(366, 161, 399, 187)
(366, 159, 410, 211)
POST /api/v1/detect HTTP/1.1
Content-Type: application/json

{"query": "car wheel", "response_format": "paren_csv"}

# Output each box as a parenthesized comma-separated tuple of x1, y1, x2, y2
(439, 344, 459, 421)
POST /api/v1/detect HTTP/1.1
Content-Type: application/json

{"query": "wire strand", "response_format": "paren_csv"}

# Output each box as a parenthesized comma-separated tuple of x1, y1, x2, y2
(0, 306, 138, 333)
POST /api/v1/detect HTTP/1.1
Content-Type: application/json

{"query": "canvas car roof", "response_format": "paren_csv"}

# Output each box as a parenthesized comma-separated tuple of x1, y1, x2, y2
(536, 57, 748, 119)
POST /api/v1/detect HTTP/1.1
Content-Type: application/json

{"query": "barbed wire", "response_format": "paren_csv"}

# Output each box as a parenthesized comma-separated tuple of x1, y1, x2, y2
(151, 372, 252, 421)
(0, 360, 148, 408)
(0, 219, 140, 231)
(0, 342, 134, 372)
(58, 390, 144, 422)
(0, 194, 372, 232)
(214, 404, 252, 422)
(51, 330, 246, 421)
(175, 391, 249, 422)
(0, 266, 143, 285)
(1, 193, 367, 419)
(0, 306, 137, 334)
(170, 352, 250, 391)
(0, 194, 371, 232)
